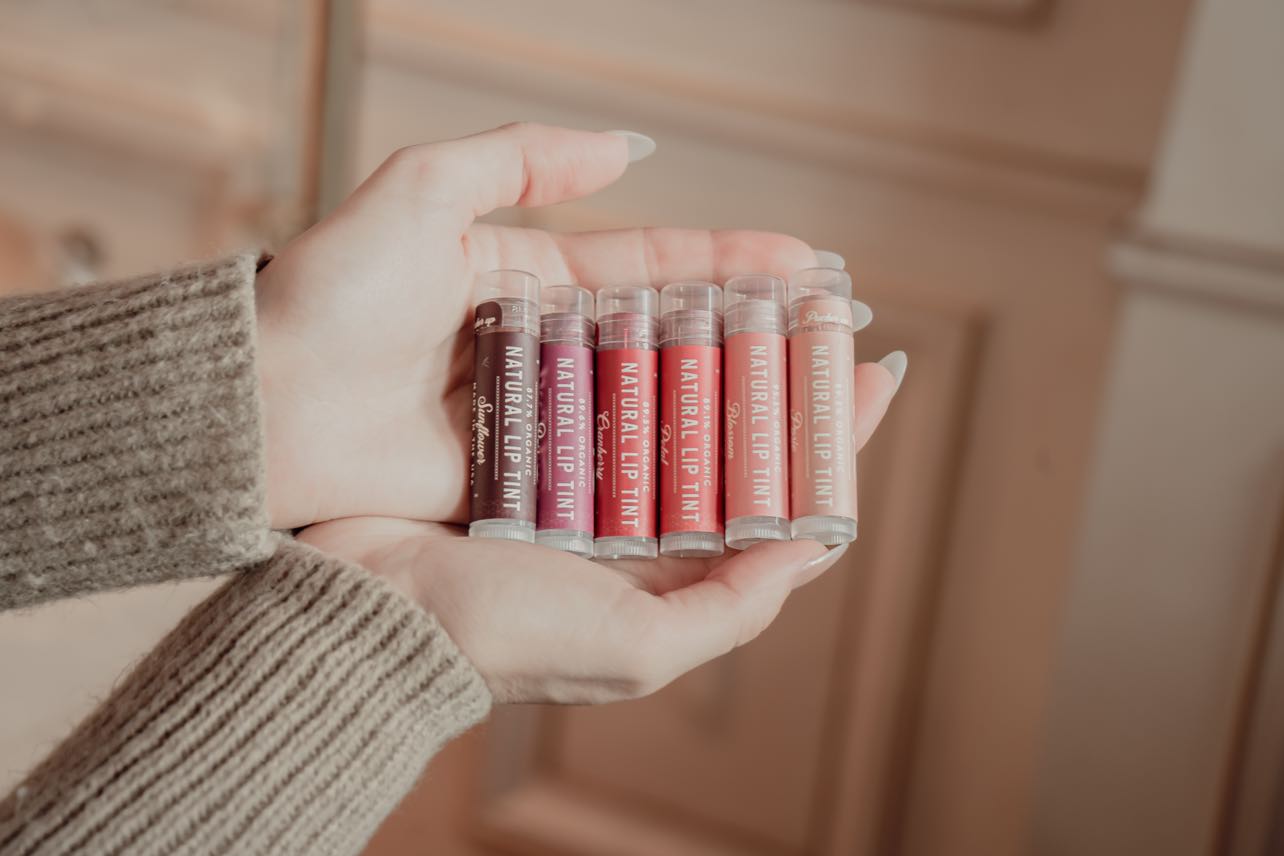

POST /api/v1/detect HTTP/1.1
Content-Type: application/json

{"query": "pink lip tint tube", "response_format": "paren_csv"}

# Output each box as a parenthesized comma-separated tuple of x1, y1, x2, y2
(469, 269, 540, 542)
(722, 274, 790, 548)
(535, 286, 596, 557)
(658, 282, 724, 558)
(594, 285, 660, 560)
(788, 266, 857, 545)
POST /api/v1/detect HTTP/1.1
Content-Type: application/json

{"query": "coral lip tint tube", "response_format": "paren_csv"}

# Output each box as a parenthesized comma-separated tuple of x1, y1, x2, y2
(722, 274, 790, 549)
(469, 269, 541, 542)
(658, 282, 724, 558)
(594, 285, 660, 560)
(788, 266, 858, 545)
(535, 285, 595, 557)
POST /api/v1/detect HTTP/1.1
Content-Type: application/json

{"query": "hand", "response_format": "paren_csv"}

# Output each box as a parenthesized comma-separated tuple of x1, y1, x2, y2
(296, 361, 900, 704)
(255, 122, 820, 528)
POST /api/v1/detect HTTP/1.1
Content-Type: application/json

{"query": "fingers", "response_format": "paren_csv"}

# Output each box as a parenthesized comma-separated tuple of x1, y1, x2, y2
(629, 540, 832, 686)
(553, 227, 816, 290)
(853, 359, 899, 453)
(387, 123, 632, 225)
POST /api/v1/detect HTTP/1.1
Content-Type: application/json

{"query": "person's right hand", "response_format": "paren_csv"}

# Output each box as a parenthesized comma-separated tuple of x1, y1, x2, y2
(297, 361, 900, 704)
(254, 123, 823, 529)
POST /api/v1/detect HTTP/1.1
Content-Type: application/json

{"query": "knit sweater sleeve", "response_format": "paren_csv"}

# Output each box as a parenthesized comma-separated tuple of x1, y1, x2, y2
(0, 254, 273, 608)
(0, 258, 493, 854)
(0, 536, 491, 856)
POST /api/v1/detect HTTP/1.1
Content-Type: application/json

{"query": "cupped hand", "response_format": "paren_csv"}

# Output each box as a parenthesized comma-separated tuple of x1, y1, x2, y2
(255, 122, 820, 528)
(296, 360, 899, 704)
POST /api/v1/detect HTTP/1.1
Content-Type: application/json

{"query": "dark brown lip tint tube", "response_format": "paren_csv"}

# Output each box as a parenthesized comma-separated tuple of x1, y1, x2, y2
(469, 269, 540, 542)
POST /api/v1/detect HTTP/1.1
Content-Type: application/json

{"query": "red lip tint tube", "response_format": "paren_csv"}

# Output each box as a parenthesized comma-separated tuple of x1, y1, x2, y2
(658, 282, 724, 558)
(722, 274, 790, 548)
(788, 266, 857, 545)
(536, 285, 595, 558)
(469, 269, 540, 542)
(594, 285, 660, 560)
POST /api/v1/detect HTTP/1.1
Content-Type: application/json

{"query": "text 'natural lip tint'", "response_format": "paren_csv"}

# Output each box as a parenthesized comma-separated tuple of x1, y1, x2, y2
(659, 281, 723, 558)
(594, 285, 660, 559)
(536, 285, 595, 557)
(788, 266, 858, 545)
(469, 269, 541, 542)
(723, 274, 790, 549)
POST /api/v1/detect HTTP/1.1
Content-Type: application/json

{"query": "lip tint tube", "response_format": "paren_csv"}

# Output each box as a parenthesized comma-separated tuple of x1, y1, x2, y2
(594, 285, 660, 560)
(788, 266, 858, 545)
(722, 274, 790, 549)
(535, 285, 596, 557)
(658, 282, 723, 558)
(469, 269, 540, 542)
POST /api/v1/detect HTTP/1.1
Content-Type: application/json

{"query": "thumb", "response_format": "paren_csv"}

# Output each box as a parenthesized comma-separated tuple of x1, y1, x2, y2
(385, 122, 641, 226)
(641, 540, 847, 683)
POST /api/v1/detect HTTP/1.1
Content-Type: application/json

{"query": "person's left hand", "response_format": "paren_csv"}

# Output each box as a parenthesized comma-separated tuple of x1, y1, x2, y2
(296, 360, 899, 704)
(255, 123, 819, 528)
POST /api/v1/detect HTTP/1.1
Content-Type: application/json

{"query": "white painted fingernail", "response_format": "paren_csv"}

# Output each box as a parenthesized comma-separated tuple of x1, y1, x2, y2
(605, 130, 656, 163)
(851, 300, 874, 332)
(801, 541, 848, 572)
(878, 350, 908, 391)
(815, 249, 846, 270)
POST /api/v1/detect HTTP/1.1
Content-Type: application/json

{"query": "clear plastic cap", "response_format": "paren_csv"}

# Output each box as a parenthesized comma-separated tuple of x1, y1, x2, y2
(541, 284, 595, 346)
(475, 269, 540, 336)
(660, 281, 722, 347)
(541, 284, 594, 319)
(476, 269, 539, 305)
(597, 285, 659, 350)
(724, 274, 787, 337)
(788, 267, 854, 334)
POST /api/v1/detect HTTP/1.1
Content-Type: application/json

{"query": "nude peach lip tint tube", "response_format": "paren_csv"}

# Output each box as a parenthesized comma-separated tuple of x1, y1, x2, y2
(594, 285, 659, 559)
(723, 274, 790, 548)
(788, 266, 858, 545)
(658, 282, 724, 558)
(535, 285, 595, 557)
(469, 269, 540, 542)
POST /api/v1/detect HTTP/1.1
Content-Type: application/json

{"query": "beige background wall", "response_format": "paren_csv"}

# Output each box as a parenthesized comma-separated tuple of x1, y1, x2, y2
(4, 1, 1282, 854)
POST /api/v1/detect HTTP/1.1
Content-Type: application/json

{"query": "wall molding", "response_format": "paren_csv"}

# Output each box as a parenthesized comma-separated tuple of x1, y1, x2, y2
(1109, 230, 1284, 313)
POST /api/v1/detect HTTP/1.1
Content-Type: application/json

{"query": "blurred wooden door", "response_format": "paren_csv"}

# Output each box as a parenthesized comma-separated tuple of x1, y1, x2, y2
(335, 1, 1195, 854)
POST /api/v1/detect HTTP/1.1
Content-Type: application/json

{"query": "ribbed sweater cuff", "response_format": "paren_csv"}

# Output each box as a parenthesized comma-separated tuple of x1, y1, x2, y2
(0, 254, 273, 609)
(0, 537, 492, 856)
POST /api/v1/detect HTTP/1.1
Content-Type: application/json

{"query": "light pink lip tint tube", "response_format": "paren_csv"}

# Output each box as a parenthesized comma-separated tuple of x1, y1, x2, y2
(787, 266, 857, 545)
(658, 282, 724, 558)
(722, 274, 790, 548)
(594, 286, 660, 560)
(535, 285, 595, 557)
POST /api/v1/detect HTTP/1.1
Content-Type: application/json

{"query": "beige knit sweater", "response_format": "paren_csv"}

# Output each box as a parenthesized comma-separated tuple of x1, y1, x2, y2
(0, 255, 491, 855)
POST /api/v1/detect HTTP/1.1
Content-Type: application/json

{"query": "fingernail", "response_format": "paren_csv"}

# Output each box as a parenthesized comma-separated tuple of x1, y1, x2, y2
(878, 350, 908, 391)
(605, 130, 656, 163)
(794, 542, 850, 588)
(815, 249, 846, 270)
(851, 300, 874, 332)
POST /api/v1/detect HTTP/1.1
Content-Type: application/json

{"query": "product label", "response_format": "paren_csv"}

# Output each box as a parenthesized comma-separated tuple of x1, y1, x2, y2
(595, 348, 658, 538)
(537, 343, 594, 534)
(788, 330, 857, 521)
(470, 305, 538, 523)
(659, 344, 721, 535)
(725, 333, 787, 522)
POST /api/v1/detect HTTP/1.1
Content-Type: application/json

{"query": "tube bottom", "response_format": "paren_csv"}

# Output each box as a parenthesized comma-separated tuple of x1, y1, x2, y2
(791, 515, 857, 546)
(594, 536, 658, 560)
(660, 532, 724, 558)
(725, 516, 792, 550)
(469, 519, 536, 543)
(535, 529, 594, 558)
